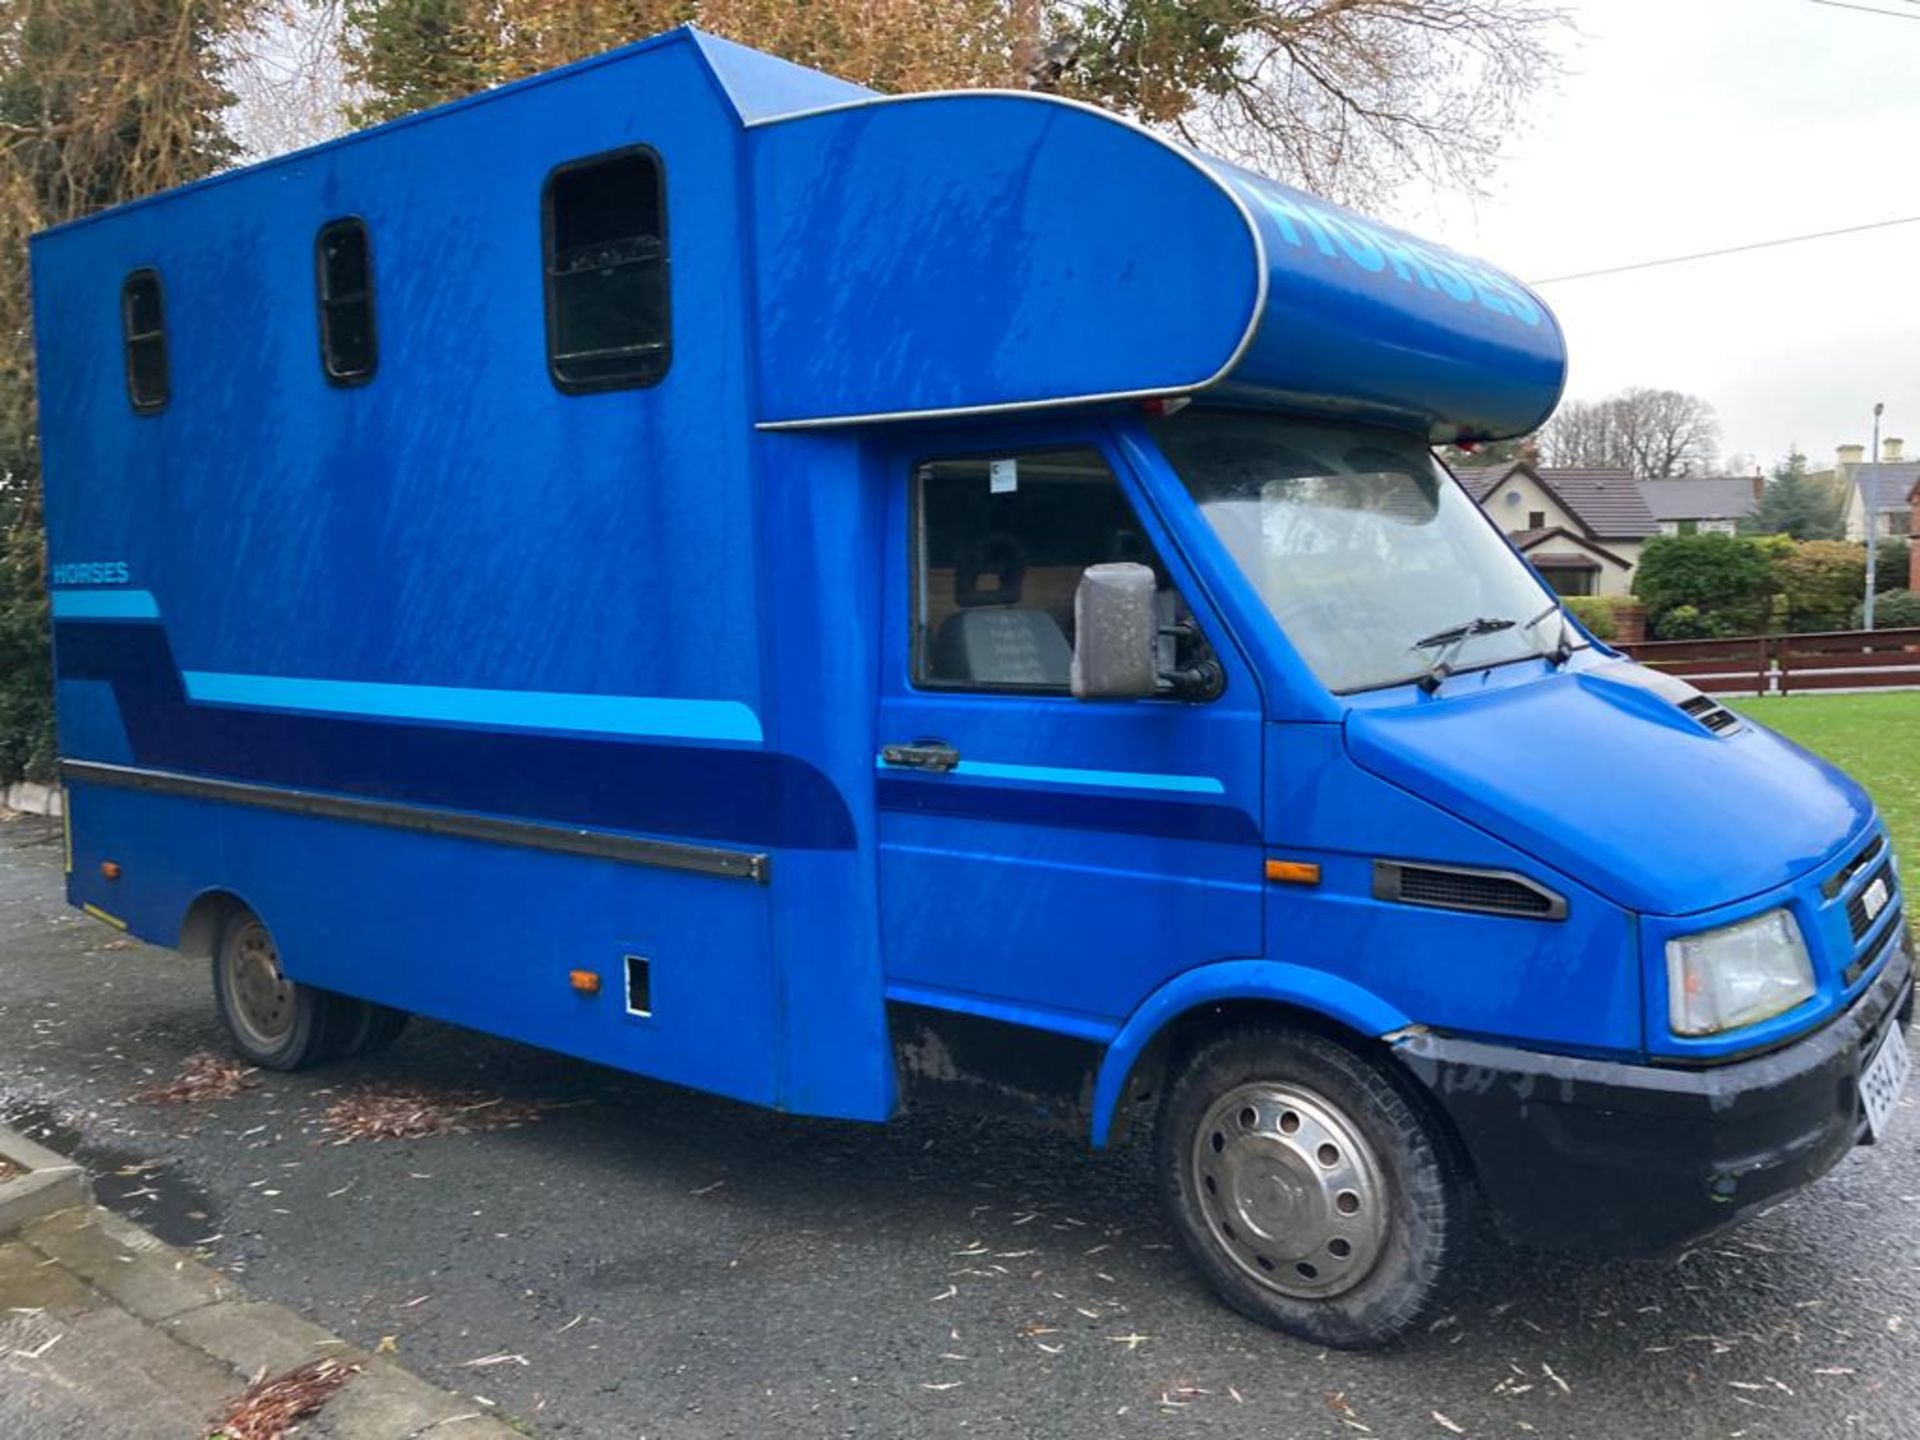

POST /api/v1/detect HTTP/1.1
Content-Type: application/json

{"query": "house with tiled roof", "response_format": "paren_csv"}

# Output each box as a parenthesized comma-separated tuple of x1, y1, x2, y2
(1461, 461, 1660, 597)
(1805, 441, 1917, 543)
(1639, 475, 1763, 536)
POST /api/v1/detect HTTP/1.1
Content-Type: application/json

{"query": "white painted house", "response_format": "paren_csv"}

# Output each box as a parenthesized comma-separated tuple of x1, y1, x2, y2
(1462, 461, 1658, 596)
(1639, 475, 1762, 537)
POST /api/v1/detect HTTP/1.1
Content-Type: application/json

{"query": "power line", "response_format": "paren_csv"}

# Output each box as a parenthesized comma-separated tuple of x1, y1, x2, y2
(1528, 213, 1920, 285)
(1806, 0, 1920, 19)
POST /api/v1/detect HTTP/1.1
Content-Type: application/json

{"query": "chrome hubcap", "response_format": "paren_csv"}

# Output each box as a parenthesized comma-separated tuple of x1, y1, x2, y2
(223, 919, 293, 1048)
(1190, 1082, 1389, 1299)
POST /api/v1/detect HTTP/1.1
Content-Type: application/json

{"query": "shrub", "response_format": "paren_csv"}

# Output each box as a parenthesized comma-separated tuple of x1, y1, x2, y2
(1653, 604, 1735, 640)
(1874, 537, 1911, 596)
(1772, 539, 1867, 633)
(0, 527, 54, 784)
(1634, 533, 1773, 636)
(1854, 589, 1920, 629)
(1562, 595, 1618, 641)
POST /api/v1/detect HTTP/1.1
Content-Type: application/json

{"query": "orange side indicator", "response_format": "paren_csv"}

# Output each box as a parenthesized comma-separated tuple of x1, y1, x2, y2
(99, 860, 122, 881)
(569, 969, 602, 995)
(1265, 859, 1321, 886)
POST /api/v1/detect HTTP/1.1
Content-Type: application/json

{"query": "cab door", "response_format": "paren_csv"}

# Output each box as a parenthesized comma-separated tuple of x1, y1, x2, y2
(874, 422, 1266, 1035)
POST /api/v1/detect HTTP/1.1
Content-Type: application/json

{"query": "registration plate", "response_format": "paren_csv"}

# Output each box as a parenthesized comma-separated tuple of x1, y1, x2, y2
(1861, 1023, 1912, 1142)
(1862, 876, 1891, 925)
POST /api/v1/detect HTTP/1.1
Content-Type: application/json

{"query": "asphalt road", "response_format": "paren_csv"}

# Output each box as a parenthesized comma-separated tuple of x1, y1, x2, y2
(3, 818, 1918, 1440)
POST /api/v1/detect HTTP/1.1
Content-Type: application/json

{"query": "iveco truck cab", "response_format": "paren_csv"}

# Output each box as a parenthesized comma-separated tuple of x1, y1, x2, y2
(33, 28, 1911, 1347)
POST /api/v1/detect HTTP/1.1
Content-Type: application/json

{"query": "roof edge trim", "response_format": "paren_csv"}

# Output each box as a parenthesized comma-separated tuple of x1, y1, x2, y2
(746, 89, 1268, 430)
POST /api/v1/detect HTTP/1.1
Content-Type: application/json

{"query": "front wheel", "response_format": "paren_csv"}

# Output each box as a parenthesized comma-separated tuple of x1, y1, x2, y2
(1157, 1026, 1465, 1348)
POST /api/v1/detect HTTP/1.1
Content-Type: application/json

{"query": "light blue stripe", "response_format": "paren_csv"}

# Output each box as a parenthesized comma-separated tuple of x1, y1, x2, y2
(182, 672, 764, 743)
(50, 589, 159, 621)
(875, 754, 1223, 795)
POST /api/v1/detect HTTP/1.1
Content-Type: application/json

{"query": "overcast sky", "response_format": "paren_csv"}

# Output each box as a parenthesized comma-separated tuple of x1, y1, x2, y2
(1404, 0, 1920, 474)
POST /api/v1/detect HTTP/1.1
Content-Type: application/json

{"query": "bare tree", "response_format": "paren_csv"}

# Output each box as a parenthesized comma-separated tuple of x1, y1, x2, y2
(226, 2, 353, 160)
(322, 0, 1567, 207)
(1057, 0, 1568, 206)
(1539, 387, 1719, 478)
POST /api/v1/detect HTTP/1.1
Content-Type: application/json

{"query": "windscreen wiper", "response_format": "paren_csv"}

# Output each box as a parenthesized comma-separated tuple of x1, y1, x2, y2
(1410, 616, 1516, 693)
(1522, 601, 1575, 668)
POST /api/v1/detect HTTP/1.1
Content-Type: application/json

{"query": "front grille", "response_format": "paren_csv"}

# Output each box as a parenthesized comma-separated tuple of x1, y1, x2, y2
(1844, 905, 1903, 987)
(1678, 693, 1742, 734)
(1848, 862, 1898, 941)
(1824, 835, 1886, 900)
(1373, 861, 1567, 921)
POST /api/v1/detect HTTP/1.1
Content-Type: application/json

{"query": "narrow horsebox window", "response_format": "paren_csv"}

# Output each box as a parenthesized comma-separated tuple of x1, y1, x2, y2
(120, 269, 169, 413)
(542, 145, 670, 392)
(311, 216, 374, 384)
(315, 217, 378, 384)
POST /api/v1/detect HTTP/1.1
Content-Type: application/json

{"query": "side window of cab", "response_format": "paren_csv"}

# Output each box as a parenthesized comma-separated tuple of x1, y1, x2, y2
(910, 447, 1218, 696)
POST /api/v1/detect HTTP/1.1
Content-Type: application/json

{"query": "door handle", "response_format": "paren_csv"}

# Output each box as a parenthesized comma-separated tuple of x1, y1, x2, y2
(881, 740, 961, 774)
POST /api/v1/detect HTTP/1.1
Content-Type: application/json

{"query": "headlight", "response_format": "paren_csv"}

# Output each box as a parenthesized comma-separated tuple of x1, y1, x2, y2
(1667, 908, 1814, 1037)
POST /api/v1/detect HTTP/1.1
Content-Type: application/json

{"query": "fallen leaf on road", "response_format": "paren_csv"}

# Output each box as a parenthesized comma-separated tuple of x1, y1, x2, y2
(1433, 1412, 1466, 1435)
(460, 1353, 529, 1369)
(211, 1357, 359, 1440)
(130, 1052, 256, 1106)
(921, 1381, 963, 1391)
(320, 1084, 548, 1143)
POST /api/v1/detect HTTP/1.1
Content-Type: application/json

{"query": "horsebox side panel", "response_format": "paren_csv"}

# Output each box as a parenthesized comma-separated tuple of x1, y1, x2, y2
(29, 33, 868, 1111)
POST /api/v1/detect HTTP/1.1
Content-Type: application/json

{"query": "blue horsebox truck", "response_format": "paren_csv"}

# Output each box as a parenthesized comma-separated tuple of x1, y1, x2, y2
(30, 28, 1912, 1347)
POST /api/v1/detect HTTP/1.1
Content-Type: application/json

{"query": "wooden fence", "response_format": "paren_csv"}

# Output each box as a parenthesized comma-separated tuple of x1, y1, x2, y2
(1619, 627, 1920, 696)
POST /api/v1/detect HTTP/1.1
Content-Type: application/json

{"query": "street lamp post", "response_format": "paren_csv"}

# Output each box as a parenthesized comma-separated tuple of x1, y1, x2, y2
(1865, 402, 1884, 632)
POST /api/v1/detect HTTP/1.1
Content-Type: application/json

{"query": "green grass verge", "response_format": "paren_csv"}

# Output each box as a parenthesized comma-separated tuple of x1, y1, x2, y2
(1727, 692, 1920, 863)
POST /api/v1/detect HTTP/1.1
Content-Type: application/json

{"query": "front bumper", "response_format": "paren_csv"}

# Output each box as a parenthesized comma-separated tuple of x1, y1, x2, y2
(1393, 937, 1913, 1255)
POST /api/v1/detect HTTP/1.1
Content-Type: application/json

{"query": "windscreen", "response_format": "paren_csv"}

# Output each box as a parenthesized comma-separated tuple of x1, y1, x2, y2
(1149, 411, 1571, 694)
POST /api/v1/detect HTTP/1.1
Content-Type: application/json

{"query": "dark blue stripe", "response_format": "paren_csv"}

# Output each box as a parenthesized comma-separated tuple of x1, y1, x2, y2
(876, 775, 1259, 846)
(55, 622, 854, 851)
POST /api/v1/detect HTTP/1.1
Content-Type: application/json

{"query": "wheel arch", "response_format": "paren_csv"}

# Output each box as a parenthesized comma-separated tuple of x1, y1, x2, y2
(176, 886, 264, 959)
(1090, 961, 1412, 1148)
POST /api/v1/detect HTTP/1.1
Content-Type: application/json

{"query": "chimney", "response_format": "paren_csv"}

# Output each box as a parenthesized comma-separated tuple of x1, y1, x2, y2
(1752, 472, 1765, 502)
(1885, 437, 1905, 463)
(1838, 443, 1866, 469)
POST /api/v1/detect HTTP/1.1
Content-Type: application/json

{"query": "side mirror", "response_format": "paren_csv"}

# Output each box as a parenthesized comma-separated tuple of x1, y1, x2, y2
(1071, 562, 1159, 700)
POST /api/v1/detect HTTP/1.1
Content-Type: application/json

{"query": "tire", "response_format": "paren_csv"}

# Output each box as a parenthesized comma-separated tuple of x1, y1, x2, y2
(1157, 1025, 1465, 1349)
(339, 1001, 411, 1058)
(211, 909, 357, 1071)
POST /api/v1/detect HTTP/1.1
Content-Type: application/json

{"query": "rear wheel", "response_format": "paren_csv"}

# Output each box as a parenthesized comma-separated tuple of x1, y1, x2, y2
(1157, 1025, 1464, 1348)
(339, 1001, 411, 1058)
(211, 910, 356, 1070)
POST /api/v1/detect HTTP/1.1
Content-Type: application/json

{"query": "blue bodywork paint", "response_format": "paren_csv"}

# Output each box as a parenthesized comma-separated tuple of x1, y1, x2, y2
(31, 29, 1895, 1160)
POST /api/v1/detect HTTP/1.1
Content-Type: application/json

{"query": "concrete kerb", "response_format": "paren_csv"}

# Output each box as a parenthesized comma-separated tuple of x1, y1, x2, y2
(0, 1122, 89, 1235)
(0, 1124, 525, 1438)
